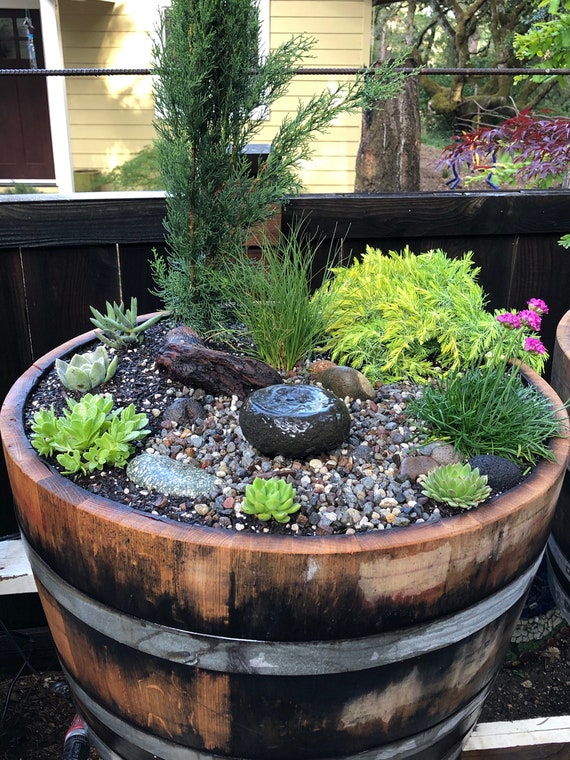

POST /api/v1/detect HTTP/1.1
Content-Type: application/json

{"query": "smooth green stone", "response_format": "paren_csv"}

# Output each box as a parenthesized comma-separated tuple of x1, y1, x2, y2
(127, 453, 218, 497)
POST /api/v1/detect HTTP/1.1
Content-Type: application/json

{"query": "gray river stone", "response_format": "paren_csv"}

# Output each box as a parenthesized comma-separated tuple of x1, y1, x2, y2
(127, 453, 218, 497)
(239, 384, 351, 458)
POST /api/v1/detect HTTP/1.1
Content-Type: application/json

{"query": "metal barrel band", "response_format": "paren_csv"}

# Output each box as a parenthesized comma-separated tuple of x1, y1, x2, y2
(548, 534, 570, 583)
(25, 537, 541, 677)
(65, 663, 487, 760)
(546, 539, 570, 623)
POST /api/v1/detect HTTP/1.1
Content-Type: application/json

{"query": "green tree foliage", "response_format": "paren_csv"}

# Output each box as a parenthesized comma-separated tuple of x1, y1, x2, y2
(372, 0, 567, 133)
(151, 0, 405, 330)
(514, 0, 570, 80)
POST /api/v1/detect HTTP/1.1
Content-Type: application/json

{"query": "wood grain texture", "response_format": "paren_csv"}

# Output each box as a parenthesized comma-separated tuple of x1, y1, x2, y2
(552, 310, 570, 406)
(283, 191, 570, 238)
(0, 248, 32, 533)
(0, 194, 166, 247)
(20, 245, 120, 360)
(548, 310, 570, 620)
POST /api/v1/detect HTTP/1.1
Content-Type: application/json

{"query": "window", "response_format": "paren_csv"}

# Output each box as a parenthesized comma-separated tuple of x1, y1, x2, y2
(0, 9, 42, 68)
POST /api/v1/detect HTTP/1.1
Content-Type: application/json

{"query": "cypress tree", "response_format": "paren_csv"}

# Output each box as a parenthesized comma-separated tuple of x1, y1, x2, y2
(151, 0, 404, 330)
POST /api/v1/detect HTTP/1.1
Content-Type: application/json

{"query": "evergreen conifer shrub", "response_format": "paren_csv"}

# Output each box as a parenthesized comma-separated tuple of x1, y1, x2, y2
(150, 0, 406, 330)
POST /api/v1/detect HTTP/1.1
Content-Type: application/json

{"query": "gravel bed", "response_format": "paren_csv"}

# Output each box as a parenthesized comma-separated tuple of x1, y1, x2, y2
(24, 322, 485, 536)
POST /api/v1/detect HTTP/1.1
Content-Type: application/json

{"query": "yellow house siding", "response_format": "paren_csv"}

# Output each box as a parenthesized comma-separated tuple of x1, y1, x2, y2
(59, 0, 372, 191)
(59, 0, 157, 174)
(258, 0, 373, 192)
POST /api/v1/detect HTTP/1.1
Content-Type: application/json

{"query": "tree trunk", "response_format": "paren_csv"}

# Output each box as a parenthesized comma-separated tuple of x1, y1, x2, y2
(355, 61, 421, 192)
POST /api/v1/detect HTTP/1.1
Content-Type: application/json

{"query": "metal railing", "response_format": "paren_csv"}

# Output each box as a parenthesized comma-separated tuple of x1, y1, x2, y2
(2, 66, 570, 77)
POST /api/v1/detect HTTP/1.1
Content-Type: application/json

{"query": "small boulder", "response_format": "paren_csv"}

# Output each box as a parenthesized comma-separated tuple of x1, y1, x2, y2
(319, 366, 376, 401)
(398, 455, 439, 483)
(468, 454, 522, 493)
(309, 359, 337, 376)
(239, 384, 351, 458)
(163, 397, 205, 427)
(421, 442, 463, 466)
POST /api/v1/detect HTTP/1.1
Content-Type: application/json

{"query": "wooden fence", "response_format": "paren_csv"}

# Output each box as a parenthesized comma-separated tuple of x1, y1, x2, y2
(1, 189, 569, 534)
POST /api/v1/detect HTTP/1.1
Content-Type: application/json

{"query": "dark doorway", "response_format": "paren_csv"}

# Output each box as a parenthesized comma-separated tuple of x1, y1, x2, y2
(0, 9, 55, 181)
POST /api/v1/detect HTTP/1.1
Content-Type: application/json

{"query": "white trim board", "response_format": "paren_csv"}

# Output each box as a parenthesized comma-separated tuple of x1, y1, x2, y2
(462, 716, 570, 758)
(0, 539, 36, 595)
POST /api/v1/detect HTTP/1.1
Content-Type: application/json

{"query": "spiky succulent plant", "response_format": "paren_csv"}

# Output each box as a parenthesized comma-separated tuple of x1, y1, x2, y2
(90, 297, 166, 348)
(419, 462, 491, 510)
(242, 477, 299, 523)
(55, 345, 118, 392)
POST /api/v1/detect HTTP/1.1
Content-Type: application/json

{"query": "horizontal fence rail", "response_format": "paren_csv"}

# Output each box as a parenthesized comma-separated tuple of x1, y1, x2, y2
(1, 191, 569, 534)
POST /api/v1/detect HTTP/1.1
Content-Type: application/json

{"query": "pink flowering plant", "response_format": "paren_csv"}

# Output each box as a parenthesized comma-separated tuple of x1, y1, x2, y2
(409, 298, 568, 466)
(487, 298, 548, 374)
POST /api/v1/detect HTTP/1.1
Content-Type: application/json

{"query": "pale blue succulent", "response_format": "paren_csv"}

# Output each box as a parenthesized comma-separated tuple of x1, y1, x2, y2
(55, 345, 118, 392)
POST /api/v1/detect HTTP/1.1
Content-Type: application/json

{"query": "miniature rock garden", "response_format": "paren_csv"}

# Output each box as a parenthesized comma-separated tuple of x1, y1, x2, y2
(23, 243, 567, 537)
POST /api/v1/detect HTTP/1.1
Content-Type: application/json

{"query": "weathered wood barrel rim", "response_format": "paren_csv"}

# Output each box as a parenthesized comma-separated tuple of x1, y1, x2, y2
(1, 318, 569, 760)
(548, 308, 570, 624)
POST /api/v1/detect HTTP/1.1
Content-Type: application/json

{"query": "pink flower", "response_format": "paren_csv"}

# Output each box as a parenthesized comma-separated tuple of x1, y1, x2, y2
(528, 298, 549, 315)
(519, 309, 542, 331)
(497, 312, 521, 329)
(524, 337, 546, 355)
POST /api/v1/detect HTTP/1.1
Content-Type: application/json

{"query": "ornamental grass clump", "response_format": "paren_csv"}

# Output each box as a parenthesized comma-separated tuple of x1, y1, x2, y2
(409, 299, 568, 466)
(419, 463, 491, 509)
(216, 226, 331, 370)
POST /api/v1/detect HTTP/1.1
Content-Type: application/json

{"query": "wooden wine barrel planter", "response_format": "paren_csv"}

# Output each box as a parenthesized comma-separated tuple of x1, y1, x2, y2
(1, 325, 569, 760)
(548, 309, 570, 624)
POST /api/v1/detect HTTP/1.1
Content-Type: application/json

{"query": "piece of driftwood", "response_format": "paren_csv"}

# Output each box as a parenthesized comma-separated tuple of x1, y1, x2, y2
(156, 326, 282, 399)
